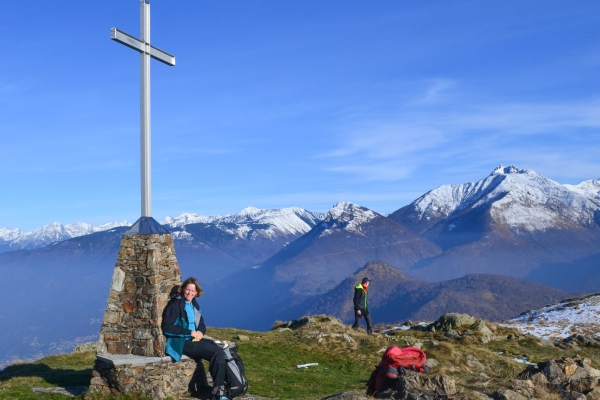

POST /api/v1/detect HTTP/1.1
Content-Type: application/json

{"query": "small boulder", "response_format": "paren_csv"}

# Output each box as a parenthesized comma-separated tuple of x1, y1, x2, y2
(586, 387, 600, 400)
(559, 390, 586, 400)
(492, 389, 527, 400)
(466, 355, 486, 371)
(430, 313, 477, 332)
(544, 359, 566, 383)
(396, 372, 456, 399)
(237, 335, 250, 341)
(530, 372, 549, 386)
(570, 377, 597, 394)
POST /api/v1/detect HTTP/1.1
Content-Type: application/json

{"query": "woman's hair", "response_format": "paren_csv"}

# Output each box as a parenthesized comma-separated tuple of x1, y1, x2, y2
(179, 277, 203, 297)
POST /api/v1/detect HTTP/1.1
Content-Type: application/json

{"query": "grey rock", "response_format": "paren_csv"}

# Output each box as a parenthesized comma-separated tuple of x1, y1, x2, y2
(492, 389, 527, 400)
(430, 313, 476, 332)
(469, 391, 494, 400)
(530, 372, 548, 386)
(544, 359, 566, 382)
(474, 320, 493, 336)
(586, 387, 600, 400)
(396, 372, 456, 399)
(570, 377, 597, 394)
(466, 355, 485, 371)
(559, 390, 586, 400)
(444, 330, 462, 340)
(32, 386, 87, 398)
(427, 358, 439, 369)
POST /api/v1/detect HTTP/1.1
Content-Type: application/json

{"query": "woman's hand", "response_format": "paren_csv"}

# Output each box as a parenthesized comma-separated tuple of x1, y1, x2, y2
(191, 330, 203, 341)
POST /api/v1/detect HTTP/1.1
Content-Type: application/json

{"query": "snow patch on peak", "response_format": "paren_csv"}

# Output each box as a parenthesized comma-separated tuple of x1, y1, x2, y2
(490, 164, 525, 176)
(565, 179, 600, 201)
(0, 227, 22, 241)
(94, 221, 130, 232)
(320, 202, 378, 237)
(328, 201, 360, 219)
(237, 206, 262, 216)
(171, 231, 194, 243)
(162, 213, 216, 228)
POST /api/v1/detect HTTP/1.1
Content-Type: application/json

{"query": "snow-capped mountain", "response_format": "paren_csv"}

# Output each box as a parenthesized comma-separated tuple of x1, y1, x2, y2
(204, 201, 442, 329)
(317, 201, 378, 237)
(503, 293, 600, 340)
(0, 220, 130, 252)
(391, 165, 600, 235)
(163, 206, 325, 240)
(388, 165, 600, 288)
(161, 213, 218, 228)
(0, 227, 22, 241)
(565, 179, 600, 201)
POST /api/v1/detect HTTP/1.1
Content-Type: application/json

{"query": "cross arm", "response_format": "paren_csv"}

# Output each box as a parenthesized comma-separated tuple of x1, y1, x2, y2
(111, 28, 176, 66)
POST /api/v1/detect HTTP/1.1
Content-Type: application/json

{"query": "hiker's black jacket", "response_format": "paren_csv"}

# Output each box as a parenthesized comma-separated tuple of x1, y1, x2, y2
(162, 293, 207, 362)
(162, 294, 207, 336)
(353, 284, 368, 311)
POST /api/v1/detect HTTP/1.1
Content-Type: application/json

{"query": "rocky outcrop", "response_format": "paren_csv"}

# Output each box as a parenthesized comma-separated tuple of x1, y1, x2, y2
(518, 355, 600, 399)
(410, 313, 520, 344)
(555, 334, 600, 350)
(395, 372, 456, 399)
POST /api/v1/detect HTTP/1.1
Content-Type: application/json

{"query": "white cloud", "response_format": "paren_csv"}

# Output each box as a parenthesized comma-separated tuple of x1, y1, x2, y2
(322, 98, 600, 183)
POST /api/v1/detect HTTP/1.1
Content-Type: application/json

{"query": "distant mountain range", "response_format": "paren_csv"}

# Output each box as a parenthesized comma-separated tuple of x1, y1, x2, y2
(1, 164, 600, 366)
(0, 221, 130, 252)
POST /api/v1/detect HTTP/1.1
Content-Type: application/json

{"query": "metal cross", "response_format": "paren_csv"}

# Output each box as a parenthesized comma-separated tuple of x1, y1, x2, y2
(111, 0, 175, 218)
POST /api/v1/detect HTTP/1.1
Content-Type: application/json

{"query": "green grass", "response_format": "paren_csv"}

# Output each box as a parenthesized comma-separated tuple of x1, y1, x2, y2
(2, 319, 600, 399)
(0, 352, 95, 400)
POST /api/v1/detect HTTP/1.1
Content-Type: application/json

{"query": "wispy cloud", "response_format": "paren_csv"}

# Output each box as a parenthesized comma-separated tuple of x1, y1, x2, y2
(412, 79, 456, 105)
(322, 97, 600, 183)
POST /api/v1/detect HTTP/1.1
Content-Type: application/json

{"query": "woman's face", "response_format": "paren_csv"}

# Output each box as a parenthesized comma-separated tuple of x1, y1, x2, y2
(183, 283, 197, 302)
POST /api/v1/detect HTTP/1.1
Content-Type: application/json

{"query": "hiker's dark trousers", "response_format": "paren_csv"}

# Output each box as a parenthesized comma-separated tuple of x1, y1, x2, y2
(183, 339, 227, 389)
(352, 308, 372, 332)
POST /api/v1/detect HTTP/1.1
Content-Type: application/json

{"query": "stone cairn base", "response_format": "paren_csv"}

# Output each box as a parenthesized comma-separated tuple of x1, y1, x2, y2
(89, 354, 209, 399)
(90, 221, 206, 399)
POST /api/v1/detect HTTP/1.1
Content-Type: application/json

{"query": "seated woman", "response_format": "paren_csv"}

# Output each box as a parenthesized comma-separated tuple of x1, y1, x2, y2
(162, 277, 228, 400)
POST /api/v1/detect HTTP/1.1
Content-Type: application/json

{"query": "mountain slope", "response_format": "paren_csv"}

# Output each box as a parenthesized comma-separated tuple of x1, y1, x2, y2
(388, 165, 600, 288)
(203, 202, 442, 330)
(304, 261, 570, 323)
(503, 292, 600, 340)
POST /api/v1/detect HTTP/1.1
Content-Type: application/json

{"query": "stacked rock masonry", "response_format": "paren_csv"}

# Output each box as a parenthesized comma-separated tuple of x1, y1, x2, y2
(89, 232, 207, 399)
(98, 234, 181, 357)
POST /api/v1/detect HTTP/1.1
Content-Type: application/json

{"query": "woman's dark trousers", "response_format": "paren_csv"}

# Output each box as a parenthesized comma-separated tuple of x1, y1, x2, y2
(183, 339, 227, 390)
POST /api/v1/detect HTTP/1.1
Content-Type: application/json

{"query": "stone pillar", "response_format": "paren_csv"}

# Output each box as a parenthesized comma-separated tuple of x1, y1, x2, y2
(90, 218, 208, 399)
(97, 233, 181, 357)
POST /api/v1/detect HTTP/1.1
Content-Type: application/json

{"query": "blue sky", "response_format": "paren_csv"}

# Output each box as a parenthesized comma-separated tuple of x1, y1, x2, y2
(1, 1, 599, 231)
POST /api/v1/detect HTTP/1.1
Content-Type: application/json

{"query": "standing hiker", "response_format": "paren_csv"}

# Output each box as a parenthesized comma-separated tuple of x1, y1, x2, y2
(352, 277, 372, 335)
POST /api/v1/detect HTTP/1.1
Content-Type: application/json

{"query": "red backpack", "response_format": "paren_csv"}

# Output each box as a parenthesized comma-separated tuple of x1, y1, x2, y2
(367, 346, 429, 396)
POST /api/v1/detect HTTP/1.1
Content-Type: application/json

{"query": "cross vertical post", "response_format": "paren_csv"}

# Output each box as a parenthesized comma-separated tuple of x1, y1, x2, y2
(140, 0, 151, 217)
(111, 0, 175, 229)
